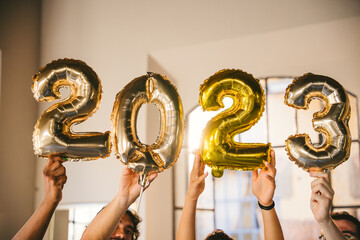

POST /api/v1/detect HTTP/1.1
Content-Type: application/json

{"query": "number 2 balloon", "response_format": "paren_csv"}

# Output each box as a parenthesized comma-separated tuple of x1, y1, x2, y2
(199, 69, 271, 178)
(32, 59, 111, 160)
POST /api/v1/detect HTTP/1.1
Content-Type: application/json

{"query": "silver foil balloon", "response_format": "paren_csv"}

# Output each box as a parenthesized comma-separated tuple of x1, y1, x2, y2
(32, 59, 111, 161)
(111, 72, 184, 185)
(284, 73, 351, 171)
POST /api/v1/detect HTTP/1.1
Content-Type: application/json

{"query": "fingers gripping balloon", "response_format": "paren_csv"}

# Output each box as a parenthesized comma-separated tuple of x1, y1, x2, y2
(199, 69, 271, 178)
(111, 72, 184, 186)
(32, 59, 111, 160)
(284, 73, 351, 171)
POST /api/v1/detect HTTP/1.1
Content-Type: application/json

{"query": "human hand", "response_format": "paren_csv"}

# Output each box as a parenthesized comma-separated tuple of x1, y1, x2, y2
(42, 156, 67, 204)
(187, 152, 208, 201)
(251, 150, 276, 206)
(309, 171, 334, 225)
(118, 167, 157, 206)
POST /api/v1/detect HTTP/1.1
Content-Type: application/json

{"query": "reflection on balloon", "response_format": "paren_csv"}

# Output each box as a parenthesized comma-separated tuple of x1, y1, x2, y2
(111, 72, 184, 185)
(199, 69, 271, 178)
(284, 73, 351, 171)
(32, 58, 111, 160)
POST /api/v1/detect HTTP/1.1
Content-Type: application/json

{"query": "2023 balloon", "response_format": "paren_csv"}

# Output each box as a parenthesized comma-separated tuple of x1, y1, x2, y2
(32, 59, 111, 161)
(111, 72, 184, 185)
(284, 73, 351, 171)
(199, 69, 271, 178)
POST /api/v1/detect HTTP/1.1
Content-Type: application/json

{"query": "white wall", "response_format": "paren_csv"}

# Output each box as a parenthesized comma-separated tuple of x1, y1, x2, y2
(35, 1, 360, 239)
(150, 16, 360, 114)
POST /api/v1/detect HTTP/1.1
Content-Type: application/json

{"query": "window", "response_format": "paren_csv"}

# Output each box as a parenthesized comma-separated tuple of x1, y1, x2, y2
(174, 77, 360, 240)
(54, 203, 106, 240)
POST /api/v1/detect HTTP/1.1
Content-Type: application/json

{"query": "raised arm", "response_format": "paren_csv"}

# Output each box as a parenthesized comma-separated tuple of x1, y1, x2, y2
(81, 168, 157, 240)
(310, 171, 346, 240)
(13, 156, 67, 240)
(251, 150, 284, 240)
(176, 152, 208, 240)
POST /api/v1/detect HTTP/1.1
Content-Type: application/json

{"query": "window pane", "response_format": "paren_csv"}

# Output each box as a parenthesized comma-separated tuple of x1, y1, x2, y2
(243, 233, 253, 240)
(281, 219, 320, 239)
(332, 142, 360, 205)
(273, 147, 293, 199)
(196, 210, 215, 240)
(267, 78, 296, 146)
(214, 171, 259, 237)
(274, 147, 314, 221)
(231, 234, 239, 240)
(64, 203, 106, 240)
(216, 171, 251, 200)
(238, 111, 267, 144)
(241, 201, 253, 229)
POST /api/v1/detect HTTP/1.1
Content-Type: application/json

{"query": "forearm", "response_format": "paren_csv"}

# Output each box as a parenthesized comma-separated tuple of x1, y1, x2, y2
(176, 196, 197, 240)
(81, 194, 131, 240)
(12, 198, 59, 240)
(261, 207, 284, 240)
(319, 218, 347, 240)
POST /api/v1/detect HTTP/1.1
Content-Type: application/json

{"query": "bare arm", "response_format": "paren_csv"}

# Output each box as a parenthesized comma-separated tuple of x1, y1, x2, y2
(12, 156, 67, 240)
(310, 171, 346, 240)
(251, 150, 284, 240)
(176, 152, 208, 240)
(81, 168, 157, 240)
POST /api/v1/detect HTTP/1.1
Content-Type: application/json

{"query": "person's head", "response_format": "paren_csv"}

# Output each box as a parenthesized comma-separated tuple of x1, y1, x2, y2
(204, 229, 233, 240)
(330, 211, 360, 239)
(109, 209, 141, 240)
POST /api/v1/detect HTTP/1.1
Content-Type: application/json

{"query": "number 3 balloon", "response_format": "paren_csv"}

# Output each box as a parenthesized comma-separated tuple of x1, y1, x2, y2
(111, 72, 184, 185)
(199, 69, 271, 177)
(284, 73, 351, 171)
(32, 59, 111, 160)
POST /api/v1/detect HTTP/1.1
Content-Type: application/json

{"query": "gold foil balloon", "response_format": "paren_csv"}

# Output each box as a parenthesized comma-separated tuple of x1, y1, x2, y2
(199, 69, 271, 178)
(284, 73, 351, 171)
(32, 59, 111, 160)
(111, 72, 184, 186)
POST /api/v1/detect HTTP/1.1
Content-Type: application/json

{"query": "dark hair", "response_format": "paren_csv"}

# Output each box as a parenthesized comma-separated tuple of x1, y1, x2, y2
(125, 209, 142, 240)
(96, 207, 142, 240)
(204, 229, 233, 240)
(331, 211, 360, 237)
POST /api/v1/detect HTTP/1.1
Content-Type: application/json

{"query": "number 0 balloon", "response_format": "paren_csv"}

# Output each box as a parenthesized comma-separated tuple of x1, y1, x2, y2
(111, 72, 184, 185)
(284, 73, 351, 171)
(32, 59, 111, 160)
(199, 69, 271, 177)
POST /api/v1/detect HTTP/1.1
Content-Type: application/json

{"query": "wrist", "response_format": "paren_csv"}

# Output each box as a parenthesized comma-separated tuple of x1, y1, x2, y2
(185, 194, 199, 203)
(44, 192, 61, 204)
(258, 198, 274, 207)
(258, 200, 275, 210)
(317, 215, 333, 227)
(115, 192, 135, 208)
(42, 195, 60, 211)
(184, 196, 198, 210)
